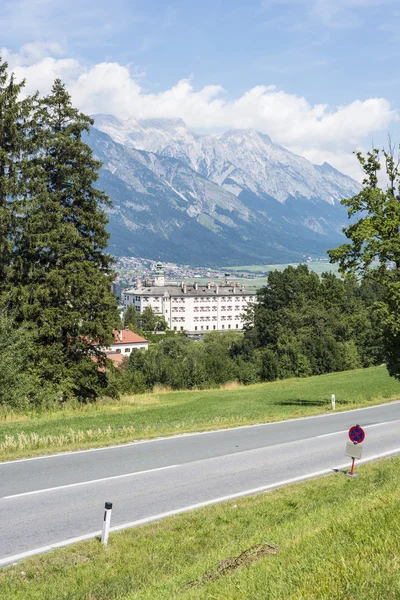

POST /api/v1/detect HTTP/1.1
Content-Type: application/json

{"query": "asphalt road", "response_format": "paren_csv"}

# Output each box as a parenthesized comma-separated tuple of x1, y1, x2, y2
(1, 401, 400, 565)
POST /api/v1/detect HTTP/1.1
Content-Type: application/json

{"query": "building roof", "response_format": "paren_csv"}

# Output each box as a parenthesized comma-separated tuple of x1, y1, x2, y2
(123, 285, 256, 298)
(106, 353, 127, 367)
(112, 330, 148, 344)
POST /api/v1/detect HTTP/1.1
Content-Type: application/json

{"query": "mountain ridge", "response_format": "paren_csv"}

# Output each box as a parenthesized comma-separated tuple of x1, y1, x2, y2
(86, 117, 359, 266)
(93, 114, 359, 205)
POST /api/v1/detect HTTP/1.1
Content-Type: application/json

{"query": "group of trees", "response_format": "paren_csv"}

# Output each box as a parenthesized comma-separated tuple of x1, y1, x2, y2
(114, 332, 249, 394)
(0, 59, 119, 408)
(124, 305, 168, 336)
(245, 266, 384, 381)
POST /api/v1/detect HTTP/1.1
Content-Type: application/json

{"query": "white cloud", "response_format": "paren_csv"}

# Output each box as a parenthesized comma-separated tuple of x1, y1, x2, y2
(1, 42, 65, 67)
(1, 46, 397, 180)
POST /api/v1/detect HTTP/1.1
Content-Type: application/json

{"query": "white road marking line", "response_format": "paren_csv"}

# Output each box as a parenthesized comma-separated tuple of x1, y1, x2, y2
(316, 421, 391, 438)
(317, 429, 348, 438)
(2, 464, 178, 500)
(1, 399, 399, 466)
(1, 445, 400, 567)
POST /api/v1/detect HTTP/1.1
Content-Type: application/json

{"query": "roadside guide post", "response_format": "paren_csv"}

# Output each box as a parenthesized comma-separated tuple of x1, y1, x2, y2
(331, 394, 336, 410)
(101, 502, 113, 545)
(345, 425, 365, 478)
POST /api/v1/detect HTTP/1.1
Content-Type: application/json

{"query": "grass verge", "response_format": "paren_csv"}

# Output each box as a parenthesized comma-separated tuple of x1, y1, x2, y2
(1, 455, 400, 599)
(0, 366, 399, 461)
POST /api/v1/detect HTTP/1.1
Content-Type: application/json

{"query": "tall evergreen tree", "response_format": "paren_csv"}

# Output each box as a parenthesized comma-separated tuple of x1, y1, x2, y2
(10, 79, 119, 400)
(0, 59, 32, 293)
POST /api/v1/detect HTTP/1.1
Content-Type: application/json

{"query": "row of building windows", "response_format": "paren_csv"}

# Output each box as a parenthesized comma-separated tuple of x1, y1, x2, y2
(193, 316, 218, 322)
(128, 295, 252, 304)
(192, 306, 245, 313)
(193, 306, 246, 312)
(114, 348, 135, 354)
(194, 324, 239, 331)
(135, 296, 161, 302)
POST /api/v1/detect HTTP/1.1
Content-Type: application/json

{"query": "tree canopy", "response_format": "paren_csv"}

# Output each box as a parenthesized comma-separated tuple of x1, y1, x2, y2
(243, 264, 383, 380)
(328, 146, 400, 379)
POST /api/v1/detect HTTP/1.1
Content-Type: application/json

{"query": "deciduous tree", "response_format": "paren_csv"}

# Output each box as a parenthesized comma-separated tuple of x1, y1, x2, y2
(328, 147, 400, 378)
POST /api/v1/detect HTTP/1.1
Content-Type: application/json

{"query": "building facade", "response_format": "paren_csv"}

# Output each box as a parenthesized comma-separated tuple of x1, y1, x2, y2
(122, 263, 256, 333)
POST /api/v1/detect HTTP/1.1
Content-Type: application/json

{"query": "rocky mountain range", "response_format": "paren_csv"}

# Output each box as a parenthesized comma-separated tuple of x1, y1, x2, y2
(87, 115, 360, 266)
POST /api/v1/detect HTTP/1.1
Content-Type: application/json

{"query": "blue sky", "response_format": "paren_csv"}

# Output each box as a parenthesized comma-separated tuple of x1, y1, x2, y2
(1, 0, 399, 178)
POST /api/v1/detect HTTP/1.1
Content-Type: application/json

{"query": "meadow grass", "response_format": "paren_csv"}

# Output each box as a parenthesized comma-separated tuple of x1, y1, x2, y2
(226, 260, 341, 276)
(0, 366, 399, 461)
(1, 454, 400, 599)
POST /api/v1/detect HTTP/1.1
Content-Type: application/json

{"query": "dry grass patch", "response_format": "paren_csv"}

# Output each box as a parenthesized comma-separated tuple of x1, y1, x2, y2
(219, 381, 242, 391)
(185, 543, 279, 588)
(0, 425, 138, 453)
(152, 385, 173, 394)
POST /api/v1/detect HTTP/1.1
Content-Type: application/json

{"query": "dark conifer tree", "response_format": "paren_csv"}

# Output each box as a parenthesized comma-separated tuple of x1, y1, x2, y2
(0, 59, 32, 294)
(10, 79, 119, 400)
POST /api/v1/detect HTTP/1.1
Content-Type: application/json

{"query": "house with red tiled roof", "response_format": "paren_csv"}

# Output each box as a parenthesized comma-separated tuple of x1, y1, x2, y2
(108, 328, 149, 357)
(92, 329, 149, 369)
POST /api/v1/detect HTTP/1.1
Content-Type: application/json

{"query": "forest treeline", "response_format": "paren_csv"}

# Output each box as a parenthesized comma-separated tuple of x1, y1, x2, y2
(113, 265, 385, 394)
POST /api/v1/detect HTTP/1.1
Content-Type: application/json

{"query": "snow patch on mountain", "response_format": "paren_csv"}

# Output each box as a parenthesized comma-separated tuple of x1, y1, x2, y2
(94, 114, 360, 206)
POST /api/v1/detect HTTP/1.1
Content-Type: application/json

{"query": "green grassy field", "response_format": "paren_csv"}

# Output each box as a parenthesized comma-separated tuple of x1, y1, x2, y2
(226, 260, 340, 276)
(2, 454, 400, 599)
(181, 262, 340, 292)
(0, 366, 399, 461)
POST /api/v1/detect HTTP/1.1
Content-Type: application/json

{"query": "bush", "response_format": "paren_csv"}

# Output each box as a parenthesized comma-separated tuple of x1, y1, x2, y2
(0, 311, 57, 410)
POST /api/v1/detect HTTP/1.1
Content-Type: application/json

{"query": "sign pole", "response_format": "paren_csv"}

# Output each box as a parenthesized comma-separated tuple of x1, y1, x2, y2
(349, 455, 355, 476)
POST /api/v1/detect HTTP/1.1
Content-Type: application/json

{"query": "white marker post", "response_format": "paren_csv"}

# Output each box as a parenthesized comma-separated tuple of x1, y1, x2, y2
(331, 394, 336, 410)
(101, 502, 113, 545)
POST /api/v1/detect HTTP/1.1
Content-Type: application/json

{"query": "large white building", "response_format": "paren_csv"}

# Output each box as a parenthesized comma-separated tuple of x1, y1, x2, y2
(122, 262, 256, 333)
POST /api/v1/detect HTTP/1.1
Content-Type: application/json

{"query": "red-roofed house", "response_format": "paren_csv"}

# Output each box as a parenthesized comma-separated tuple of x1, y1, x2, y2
(108, 329, 149, 357)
